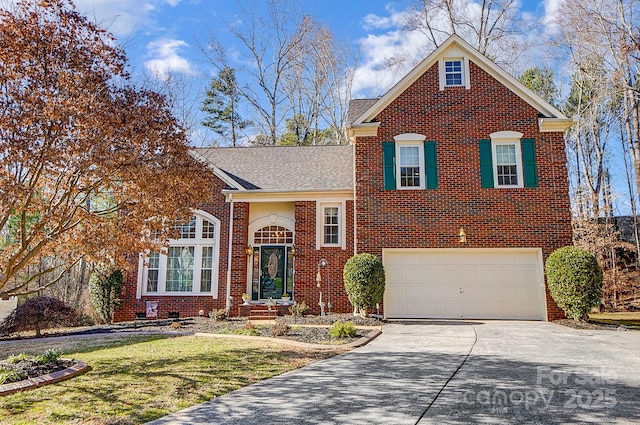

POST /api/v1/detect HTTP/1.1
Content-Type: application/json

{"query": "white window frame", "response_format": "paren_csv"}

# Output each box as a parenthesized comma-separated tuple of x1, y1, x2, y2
(490, 131, 524, 189)
(138, 210, 220, 297)
(438, 57, 471, 90)
(394, 134, 427, 190)
(316, 201, 346, 250)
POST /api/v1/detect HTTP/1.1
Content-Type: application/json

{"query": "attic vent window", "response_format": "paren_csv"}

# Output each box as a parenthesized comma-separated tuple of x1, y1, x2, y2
(439, 57, 470, 90)
(445, 60, 463, 86)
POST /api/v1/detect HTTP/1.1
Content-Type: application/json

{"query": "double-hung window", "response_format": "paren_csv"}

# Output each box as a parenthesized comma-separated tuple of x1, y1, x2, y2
(396, 141, 425, 189)
(493, 142, 522, 187)
(383, 134, 438, 191)
(142, 211, 220, 295)
(479, 131, 537, 189)
(398, 145, 422, 188)
(317, 202, 345, 249)
(323, 206, 340, 245)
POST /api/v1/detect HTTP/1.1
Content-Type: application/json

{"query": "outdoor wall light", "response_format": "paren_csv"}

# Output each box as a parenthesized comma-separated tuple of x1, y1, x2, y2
(246, 245, 253, 256)
(290, 246, 296, 256)
(459, 228, 467, 243)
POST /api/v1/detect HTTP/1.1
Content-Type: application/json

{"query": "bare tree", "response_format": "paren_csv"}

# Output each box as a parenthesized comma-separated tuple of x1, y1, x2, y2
(403, 0, 526, 60)
(203, 0, 311, 145)
(283, 17, 354, 145)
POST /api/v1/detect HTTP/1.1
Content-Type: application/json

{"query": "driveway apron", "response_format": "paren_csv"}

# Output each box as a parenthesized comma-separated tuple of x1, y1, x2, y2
(147, 322, 477, 425)
(148, 321, 640, 425)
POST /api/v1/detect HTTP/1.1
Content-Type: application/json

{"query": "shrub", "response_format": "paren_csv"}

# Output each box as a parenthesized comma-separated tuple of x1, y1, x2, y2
(545, 246, 604, 320)
(89, 267, 124, 324)
(269, 322, 290, 337)
(0, 296, 77, 337)
(0, 370, 26, 385)
(209, 309, 228, 321)
(37, 349, 62, 364)
(289, 300, 309, 317)
(330, 320, 357, 339)
(343, 253, 385, 316)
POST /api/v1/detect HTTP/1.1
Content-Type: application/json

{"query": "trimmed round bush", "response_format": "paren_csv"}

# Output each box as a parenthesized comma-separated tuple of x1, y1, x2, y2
(545, 246, 603, 320)
(343, 253, 385, 315)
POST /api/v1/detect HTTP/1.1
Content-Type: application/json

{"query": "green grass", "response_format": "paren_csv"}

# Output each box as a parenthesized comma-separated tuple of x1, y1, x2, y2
(589, 312, 640, 330)
(0, 334, 337, 424)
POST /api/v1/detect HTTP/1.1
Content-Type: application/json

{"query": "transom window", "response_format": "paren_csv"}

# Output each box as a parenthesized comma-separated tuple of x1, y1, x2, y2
(254, 226, 293, 244)
(492, 141, 523, 188)
(444, 60, 463, 86)
(142, 212, 219, 295)
(323, 206, 340, 245)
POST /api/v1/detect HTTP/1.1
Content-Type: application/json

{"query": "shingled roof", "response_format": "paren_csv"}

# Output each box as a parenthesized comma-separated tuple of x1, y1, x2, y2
(347, 99, 378, 125)
(193, 145, 353, 191)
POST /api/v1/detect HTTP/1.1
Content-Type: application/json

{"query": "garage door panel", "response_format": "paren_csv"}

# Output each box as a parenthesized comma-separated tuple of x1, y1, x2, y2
(383, 249, 544, 320)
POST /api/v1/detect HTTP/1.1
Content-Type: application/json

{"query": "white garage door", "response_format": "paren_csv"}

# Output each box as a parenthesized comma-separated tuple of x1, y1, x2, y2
(383, 248, 545, 320)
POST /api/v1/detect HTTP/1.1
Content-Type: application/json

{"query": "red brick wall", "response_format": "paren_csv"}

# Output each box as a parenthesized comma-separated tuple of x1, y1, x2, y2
(354, 61, 572, 321)
(292, 200, 356, 315)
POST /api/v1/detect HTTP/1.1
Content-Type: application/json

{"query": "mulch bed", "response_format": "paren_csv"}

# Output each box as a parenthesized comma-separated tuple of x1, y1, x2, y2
(553, 318, 621, 330)
(0, 314, 382, 344)
(1, 359, 76, 383)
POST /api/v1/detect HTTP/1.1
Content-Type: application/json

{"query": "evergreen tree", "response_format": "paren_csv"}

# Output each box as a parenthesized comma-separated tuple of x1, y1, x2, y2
(519, 67, 559, 107)
(201, 67, 250, 146)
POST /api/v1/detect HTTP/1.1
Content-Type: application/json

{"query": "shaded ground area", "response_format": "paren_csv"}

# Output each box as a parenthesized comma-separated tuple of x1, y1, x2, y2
(0, 314, 381, 344)
(149, 321, 640, 425)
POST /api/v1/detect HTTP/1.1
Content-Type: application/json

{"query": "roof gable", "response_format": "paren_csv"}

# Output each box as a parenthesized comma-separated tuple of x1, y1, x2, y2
(349, 35, 572, 133)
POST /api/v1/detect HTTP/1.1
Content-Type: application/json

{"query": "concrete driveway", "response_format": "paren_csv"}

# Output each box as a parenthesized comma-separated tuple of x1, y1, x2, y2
(148, 321, 640, 425)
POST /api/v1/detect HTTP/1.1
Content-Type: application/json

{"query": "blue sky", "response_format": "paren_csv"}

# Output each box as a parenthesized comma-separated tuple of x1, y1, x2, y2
(68, 0, 562, 97)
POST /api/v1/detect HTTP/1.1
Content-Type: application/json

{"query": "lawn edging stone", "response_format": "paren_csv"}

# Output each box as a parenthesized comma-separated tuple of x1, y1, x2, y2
(0, 360, 89, 396)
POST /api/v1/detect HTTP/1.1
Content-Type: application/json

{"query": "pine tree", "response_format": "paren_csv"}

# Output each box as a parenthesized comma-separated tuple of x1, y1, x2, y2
(201, 67, 251, 146)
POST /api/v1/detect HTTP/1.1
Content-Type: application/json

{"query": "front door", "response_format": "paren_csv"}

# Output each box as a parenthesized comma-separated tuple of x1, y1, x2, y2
(260, 246, 285, 299)
(250, 245, 294, 301)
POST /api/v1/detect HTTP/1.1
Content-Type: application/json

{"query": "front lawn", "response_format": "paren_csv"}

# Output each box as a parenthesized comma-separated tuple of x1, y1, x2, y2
(0, 334, 339, 424)
(588, 312, 640, 330)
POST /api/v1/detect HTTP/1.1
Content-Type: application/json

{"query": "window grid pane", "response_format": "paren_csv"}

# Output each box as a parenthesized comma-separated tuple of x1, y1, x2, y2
(399, 146, 421, 187)
(496, 144, 518, 186)
(146, 251, 160, 292)
(166, 246, 194, 291)
(253, 225, 293, 244)
(201, 245, 213, 292)
(201, 220, 215, 239)
(445, 60, 463, 86)
(323, 207, 339, 245)
(176, 217, 196, 239)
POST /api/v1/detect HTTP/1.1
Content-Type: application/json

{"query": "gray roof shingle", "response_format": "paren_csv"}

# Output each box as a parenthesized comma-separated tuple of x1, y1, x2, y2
(348, 99, 378, 125)
(194, 145, 353, 191)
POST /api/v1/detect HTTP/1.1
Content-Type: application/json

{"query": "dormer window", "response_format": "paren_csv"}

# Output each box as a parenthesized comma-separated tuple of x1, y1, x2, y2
(439, 57, 470, 90)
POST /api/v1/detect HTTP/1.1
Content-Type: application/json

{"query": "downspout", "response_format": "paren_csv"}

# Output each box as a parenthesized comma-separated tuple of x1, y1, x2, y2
(352, 141, 357, 255)
(226, 193, 234, 311)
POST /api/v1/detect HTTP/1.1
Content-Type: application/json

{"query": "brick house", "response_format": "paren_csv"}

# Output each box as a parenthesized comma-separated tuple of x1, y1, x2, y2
(114, 35, 573, 322)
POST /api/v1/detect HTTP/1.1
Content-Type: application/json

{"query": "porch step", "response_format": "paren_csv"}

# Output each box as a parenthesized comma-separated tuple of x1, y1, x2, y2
(248, 309, 278, 320)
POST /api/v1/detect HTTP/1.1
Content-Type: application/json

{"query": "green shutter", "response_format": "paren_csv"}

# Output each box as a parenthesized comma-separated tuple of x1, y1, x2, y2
(382, 142, 396, 190)
(479, 139, 494, 188)
(424, 141, 438, 189)
(521, 138, 538, 188)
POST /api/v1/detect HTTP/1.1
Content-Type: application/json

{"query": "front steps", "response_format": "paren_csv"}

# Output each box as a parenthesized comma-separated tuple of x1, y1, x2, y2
(238, 303, 290, 319)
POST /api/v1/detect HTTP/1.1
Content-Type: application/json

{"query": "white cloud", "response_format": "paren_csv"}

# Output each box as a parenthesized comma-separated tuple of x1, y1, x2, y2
(542, 0, 562, 31)
(145, 39, 195, 78)
(73, 0, 180, 36)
